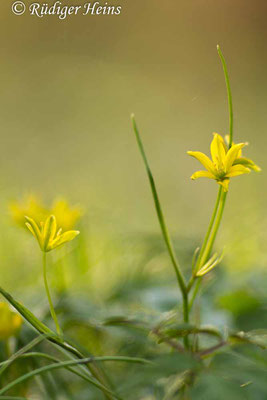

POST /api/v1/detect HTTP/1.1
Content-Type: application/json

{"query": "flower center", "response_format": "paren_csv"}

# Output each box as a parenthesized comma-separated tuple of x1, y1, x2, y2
(216, 168, 226, 180)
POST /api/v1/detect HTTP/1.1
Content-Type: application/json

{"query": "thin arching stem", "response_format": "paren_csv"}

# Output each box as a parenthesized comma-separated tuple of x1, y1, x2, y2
(194, 186, 222, 272)
(200, 191, 227, 264)
(43, 252, 62, 337)
(188, 46, 233, 309)
(217, 45, 233, 147)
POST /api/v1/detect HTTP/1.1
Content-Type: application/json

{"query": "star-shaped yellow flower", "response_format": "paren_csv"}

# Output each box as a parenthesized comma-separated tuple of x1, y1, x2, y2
(25, 215, 79, 252)
(187, 133, 260, 191)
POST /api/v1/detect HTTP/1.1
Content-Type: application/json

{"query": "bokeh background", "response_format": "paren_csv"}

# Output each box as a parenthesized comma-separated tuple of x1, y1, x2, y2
(0, 0, 266, 285)
(0, 1, 267, 398)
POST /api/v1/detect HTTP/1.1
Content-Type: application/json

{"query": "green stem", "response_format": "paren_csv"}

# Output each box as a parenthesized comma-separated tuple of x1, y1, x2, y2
(188, 46, 233, 310)
(200, 191, 227, 264)
(217, 45, 233, 147)
(183, 295, 189, 349)
(189, 191, 227, 310)
(187, 187, 222, 293)
(195, 187, 222, 272)
(43, 252, 62, 337)
(189, 279, 201, 312)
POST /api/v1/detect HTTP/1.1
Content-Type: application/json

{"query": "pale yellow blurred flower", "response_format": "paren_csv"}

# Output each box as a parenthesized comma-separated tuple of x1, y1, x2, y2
(9, 195, 48, 228)
(0, 302, 23, 341)
(9, 195, 82, 231)
(51, 199, 82, 231)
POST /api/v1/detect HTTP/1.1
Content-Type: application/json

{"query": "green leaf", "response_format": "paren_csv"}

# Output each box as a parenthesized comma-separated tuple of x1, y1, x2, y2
(161, 323, 222, 339)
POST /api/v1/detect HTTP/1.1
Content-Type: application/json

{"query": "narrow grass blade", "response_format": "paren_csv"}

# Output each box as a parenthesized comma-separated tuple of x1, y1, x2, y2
(0, 287, 116, 399)
(0, 356, 140, 398)
(0, 352, 58, 369)
(0, 334, 48, 376)
(0, 287, 56, 338)
(131, 115, 187, 296)
(0, 397, 29, 400)
(217, 45, 233, 147)
(0, 286, 83, 358)
(0, 351, 151, 398)
(0, 352, 152, 368)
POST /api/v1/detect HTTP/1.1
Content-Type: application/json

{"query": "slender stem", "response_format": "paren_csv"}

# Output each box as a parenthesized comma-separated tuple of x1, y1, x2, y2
(188, 46, 233, 312)
(194, 187, 222, 273)
(187, 186, 222, 294)
(189, 191, 227, 310)
(201, 191, 227, 263)
(188, 279, 201, 312)
(183, 295, 190, 349)
(198, 340, 227, 358)
(198, 46, 232, 272)
(43, 252, 62, 337)
(217, 45, 233, 147)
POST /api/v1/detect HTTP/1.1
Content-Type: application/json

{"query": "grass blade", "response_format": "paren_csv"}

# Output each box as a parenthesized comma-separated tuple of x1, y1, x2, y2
(0, 287, 116, 399)
(0, 397, 30, 399)
(0, 356, 148, 398)
(131, 115, 187, 297)
(0, 287, 56, 338)
(0, 334, 48, 376)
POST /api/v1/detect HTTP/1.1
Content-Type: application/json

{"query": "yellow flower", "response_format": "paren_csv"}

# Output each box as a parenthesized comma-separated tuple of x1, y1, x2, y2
(0, 302, 23, 341)
(25, 215, 80, 252)
(9, 195, 82, 231)
(9, 195, 48, 228)
(51, 199, 82, 231)
(187, 133, 260, 191)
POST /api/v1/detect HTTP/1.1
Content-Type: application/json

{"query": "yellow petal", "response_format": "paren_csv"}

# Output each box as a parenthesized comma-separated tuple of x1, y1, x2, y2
(233, 157, 261, 172)
(187, 151, 215, 174)
(218, 179, 230, 192)
(50, 230, 80, 250)
(25, 216, 42, 248)
(224, 135, 248, 157)
(190, 170, 214, 180)
(43, 215, 57, 251)
(225, 143, 246, 171)
(25, 222, 36, 238)
(226, 165, 250, 178)
(210, 133, 226, 169)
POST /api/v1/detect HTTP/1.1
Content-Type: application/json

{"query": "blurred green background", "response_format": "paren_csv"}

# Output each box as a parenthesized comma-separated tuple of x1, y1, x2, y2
(0, 0, 266, 281)
(0, 1, 267, 398)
